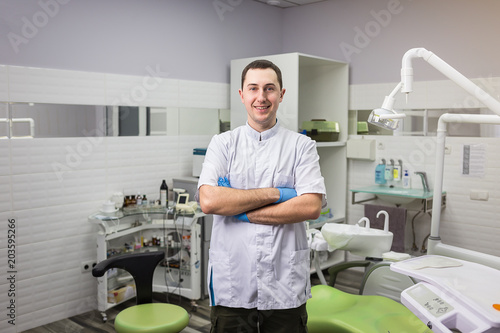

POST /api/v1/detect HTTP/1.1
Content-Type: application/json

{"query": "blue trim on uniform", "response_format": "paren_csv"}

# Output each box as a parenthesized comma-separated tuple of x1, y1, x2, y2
(209, 266, 215, 306)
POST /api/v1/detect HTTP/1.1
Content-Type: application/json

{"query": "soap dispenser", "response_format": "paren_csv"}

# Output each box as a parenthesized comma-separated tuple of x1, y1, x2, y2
(393, 159, 402, 182)
(402, 169, 411, 188)
(385, 159, 394, 181)
(375, 159, 387, 185)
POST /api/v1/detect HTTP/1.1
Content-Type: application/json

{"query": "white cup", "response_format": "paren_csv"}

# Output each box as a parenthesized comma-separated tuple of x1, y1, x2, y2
(102, 200, 116, 213)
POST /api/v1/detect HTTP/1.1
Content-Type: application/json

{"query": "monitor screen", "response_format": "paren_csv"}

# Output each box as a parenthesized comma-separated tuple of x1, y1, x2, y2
(177, 194, 189, 205)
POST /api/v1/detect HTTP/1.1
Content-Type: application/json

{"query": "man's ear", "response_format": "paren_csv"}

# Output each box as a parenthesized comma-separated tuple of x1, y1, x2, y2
(239, 89, 244, 103)
(280, 88, 286, 101)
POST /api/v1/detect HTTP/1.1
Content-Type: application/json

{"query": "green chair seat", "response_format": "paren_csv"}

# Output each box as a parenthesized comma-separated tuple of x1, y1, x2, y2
(93, 252, 190, 333)
(307, 285, 431, 333)
(115, 303, 189, 333)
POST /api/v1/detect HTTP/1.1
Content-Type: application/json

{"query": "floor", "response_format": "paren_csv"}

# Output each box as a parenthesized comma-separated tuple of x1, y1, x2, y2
(21, 270, 363, 333)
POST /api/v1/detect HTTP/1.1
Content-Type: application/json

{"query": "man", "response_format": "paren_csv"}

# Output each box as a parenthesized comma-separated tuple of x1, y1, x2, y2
(197, 59, 326, 333)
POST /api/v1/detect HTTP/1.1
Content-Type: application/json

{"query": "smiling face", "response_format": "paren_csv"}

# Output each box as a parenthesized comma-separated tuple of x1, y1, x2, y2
(239, 68, 285, 132)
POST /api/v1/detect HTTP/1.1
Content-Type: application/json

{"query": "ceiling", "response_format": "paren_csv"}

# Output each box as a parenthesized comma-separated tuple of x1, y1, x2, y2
(253, 0, 327, 8)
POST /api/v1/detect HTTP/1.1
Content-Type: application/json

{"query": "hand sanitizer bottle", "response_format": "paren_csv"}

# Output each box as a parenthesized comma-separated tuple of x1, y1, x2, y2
(402, 169, 411, 188)
(375, 159, 387, 185)
(385, 159, 394, 181)
(393, 159, 402, 182)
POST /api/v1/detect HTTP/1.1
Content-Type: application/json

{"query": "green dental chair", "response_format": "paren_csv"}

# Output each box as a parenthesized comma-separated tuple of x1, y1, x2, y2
(307, 285, 432, 333)
(92, 251, 189, 333)
(307, 262, 432, 333)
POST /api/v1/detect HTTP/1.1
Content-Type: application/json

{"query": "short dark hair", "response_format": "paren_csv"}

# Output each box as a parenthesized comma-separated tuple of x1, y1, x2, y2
(241, 59, 283, 90)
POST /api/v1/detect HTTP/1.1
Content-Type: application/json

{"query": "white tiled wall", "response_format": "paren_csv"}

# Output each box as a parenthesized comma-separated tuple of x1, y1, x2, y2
(0, 65, 228, 332)
(5, 64, 229, 108)
(8, 66, 107, 106)
(2, 134, 216, 333)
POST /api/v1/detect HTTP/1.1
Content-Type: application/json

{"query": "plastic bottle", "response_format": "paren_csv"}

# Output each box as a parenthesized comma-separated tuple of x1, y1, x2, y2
(393, 160, 402, 182)
(402, 169, 411, 188)
(160, 180, 168, 207)
(375, 159, 387, 185)
(385, 159, 394, 181)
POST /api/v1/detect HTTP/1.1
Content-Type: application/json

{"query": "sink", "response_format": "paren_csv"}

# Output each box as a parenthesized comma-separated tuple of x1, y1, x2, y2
(376, 194, 417, 204)
(376, 188, 420, 205)
(321, 221, 393, 258)
(376, 188, 430, 205)
(351, 186, 434, 206)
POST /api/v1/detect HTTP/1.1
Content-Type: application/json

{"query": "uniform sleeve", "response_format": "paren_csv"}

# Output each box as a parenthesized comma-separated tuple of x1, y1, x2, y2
(196, 134, 229, 201)
(294, 138, 328, 208)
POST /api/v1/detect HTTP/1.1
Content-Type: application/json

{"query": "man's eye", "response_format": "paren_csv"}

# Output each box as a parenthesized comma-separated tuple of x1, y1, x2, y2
(266, 87, 275, 91)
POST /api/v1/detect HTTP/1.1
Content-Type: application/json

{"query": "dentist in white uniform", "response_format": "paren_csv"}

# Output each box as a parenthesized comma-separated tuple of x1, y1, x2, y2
(198, 59, 326, 333)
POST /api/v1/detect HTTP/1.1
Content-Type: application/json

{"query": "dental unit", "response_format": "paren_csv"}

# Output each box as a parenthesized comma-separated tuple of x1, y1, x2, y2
(367, 47, 500, 333)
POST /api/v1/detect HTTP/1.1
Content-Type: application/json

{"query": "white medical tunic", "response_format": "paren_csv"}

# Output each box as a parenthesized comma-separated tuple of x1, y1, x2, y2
(197, 121, 326, 310)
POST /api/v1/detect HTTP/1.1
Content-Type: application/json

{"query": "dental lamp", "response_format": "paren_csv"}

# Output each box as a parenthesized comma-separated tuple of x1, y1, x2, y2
(367, 82, 406, 130)
(370, 47, 500, 270)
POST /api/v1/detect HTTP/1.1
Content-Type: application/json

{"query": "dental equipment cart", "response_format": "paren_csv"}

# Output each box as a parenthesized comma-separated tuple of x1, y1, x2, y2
(391, 255, 500, 333)
(89, 208, 203, 322)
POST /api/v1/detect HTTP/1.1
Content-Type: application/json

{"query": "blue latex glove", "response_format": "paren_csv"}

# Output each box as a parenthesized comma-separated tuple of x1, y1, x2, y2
(275, 187, 297, 203)
(218, 177, 250, 223)
(235, 212, 249, 223)
(218, 177, 231, 187)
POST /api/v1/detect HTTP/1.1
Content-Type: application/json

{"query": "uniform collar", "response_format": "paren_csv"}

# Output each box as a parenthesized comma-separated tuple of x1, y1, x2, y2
(245, 119, 280, 141)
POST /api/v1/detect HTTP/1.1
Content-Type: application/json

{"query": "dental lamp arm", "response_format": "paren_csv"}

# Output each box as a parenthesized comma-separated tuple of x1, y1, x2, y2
(381, 82, 403, 111)
(368, 82, 406, 129)
(401, 47, 500, 116)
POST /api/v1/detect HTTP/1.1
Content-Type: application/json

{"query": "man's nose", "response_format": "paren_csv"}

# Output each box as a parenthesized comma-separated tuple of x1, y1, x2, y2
(257, 89, 267, 101)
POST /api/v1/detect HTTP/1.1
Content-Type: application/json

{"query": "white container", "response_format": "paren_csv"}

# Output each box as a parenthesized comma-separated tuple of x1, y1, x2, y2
(101, 200, 117, 213)
(402, 169, 411, 188)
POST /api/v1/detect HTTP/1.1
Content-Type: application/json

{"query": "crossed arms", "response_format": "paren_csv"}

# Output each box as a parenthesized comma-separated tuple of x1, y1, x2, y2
(198, 182, 322, 225)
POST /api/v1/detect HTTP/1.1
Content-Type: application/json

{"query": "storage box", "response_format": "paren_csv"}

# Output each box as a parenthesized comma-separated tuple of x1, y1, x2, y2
(357, 121, 369, 134)
(301, 120, 340, 142)
(107, 285, 135, 304)
(192, 148, 207, 177)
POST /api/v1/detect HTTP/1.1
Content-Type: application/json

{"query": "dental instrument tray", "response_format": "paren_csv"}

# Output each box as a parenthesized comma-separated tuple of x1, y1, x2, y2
(301, 119, 339, 142)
